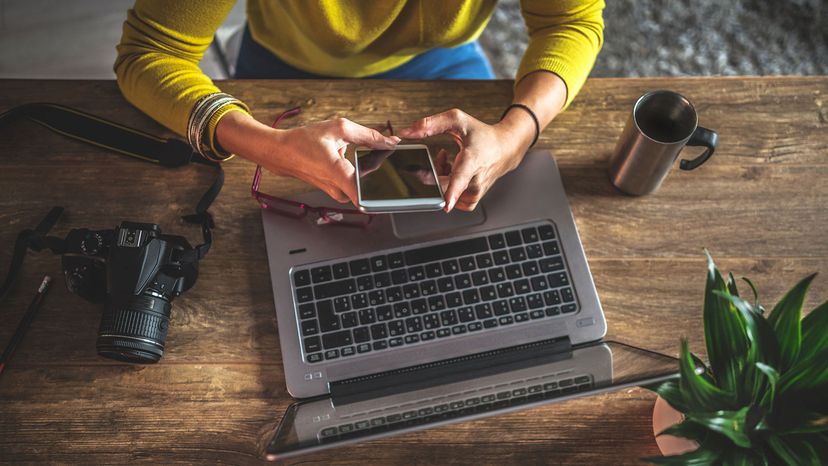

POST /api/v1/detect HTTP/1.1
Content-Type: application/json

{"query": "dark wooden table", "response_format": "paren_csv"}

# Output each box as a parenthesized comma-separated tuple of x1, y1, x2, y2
(1, 77, 826, 465)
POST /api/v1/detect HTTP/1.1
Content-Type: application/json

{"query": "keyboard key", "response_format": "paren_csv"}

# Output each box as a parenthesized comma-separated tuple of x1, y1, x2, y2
(575, 376, 591, 385)
(462, 289, 481, 305)
(531, 276, 548, 291)
(509, 297, 527, 313)
(373, 272, 391, 288)
(521, 227, 539, 243)
(527, 293, 544, 309)
(323, 330, 353, 349)
(407, 266, 425, 281)
(496, 282, 514, 298)
(307, 352, 322, 363)
(561, 287, 575, 303)
(483, 318, 498, 329)
(358, 308, 376, 325)
(404, 237, 489, 266)
(370, 255, 388, 272)
(301, 319, 319, 336)
(388, 252, 405, 268)
(475, 253, 493, 268)
(373, 340, 388, 351)
(488, 233, 506, 249)
(411, 298, 428, 314)
(357, 343, 372, 353)
(446, 292, 462, 308)
(547, 272, 569, 288)
(522, 261, 540, 276)
(391, 269, 408, 285)
(393, 302, 412, 318)
(488, 267, 506, 282)
(505, 264, 522, 280)
(311, 265, 333, 283)
(298, 303, 315, 320)
(437, 277, 455, 293)
(458, 307, 475, 322)
(423, 314, 441, 329)
(544, 289, 561, 305)
(404, 334, 420, 344)
(480, 285, 497, 301)
(459, 256, 476, 271)
(303, 336, 321, 353)
(425, 262, 443, 278)
(389, 337, 404, 347)
(388, 320, 405, 336)
(441, 260, 460, 275)
(454, 274, 472, 289)
(514, 279, 531, 294)
(515, 312, 529, 322)
(505, 230, 522, 246)
(316, 300, 340, 332)
(468, 321, 483, 332)
(452, 325, 467, 335)
(333, 296, 351, 313)
(545, 306, 561, 317)
(296, 287, 313, 303)
(357, 275, 374, 291)
(332, 262, 349, 279)
(341, 346, 356, 357)
(436, 328, 451, 338)
(353, 327, 370, 343)
(475, 303, 493, 319)
(368, 290, 386, 306)
(526, 244, 543, 259)
(386, 286, 404, 303)
(471, 271, 489, 286)
(509, 247, 527, 262)
(538, 224, 555, 240)
(376, 305, 393, 321)
(440, 309, 458, 326)
(371, 323, 388, 339)
(542, 241, 560, 256)
(539, 256, 564, 272)
(341, 311, 358, 328)
(428, 295, 446, 311)
(325, 349, 340, 360)
(420, 280, 438, 296)
(403, 284, 420, 299)
(313, 278, 357, 300)
(350, 259, 370, 275)
(498, 316, 513, 326)
(493, 300, 509, 315)
(405, 316, 424, 333)
(562, 303, 577, 313)
(493, 250, 510, 265)
(293, 270, 310, 287)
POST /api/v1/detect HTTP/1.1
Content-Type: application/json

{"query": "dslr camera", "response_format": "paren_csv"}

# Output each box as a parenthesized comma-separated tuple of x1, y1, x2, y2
(61, 222, 201, 363)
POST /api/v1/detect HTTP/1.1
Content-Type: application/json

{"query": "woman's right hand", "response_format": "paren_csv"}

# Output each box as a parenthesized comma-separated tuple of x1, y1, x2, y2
(215, 110, 400, 205)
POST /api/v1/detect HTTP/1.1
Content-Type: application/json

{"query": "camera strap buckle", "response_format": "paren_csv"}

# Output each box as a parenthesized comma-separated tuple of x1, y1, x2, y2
(0, 207, 66, 300)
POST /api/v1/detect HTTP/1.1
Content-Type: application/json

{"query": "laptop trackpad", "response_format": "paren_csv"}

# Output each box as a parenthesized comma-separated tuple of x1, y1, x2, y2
(391, 207, 486, 239)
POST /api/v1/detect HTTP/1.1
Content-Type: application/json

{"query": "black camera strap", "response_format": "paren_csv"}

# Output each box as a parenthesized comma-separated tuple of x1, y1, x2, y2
(0, 103, 222, 299)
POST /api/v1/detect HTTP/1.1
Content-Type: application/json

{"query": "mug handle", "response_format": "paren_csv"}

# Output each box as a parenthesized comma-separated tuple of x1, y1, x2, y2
(679, 126, 719, 171)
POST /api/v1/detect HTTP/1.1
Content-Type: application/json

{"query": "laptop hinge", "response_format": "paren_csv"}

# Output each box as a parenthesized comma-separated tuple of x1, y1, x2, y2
(329, 336, 572, 405)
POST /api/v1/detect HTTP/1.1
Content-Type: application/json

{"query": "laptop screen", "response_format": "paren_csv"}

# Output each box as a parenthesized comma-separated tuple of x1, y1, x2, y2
(265, 341, 678, 460)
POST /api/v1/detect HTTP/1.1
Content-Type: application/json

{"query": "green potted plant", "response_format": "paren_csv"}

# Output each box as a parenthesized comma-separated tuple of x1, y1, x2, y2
(647, 252, 828, 465)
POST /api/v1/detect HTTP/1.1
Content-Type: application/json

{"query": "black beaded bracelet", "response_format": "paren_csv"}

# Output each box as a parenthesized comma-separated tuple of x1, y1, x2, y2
(500, 103, 540, 148)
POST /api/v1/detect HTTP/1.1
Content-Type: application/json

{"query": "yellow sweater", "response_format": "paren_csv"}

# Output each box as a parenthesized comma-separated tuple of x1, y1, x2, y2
(115, 0, 604, 145)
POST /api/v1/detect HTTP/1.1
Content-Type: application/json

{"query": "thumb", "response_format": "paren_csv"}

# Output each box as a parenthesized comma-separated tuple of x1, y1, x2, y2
(398, 108, 466, 140)
(443, 152, 476, 212)
(336, 118, 400, 149)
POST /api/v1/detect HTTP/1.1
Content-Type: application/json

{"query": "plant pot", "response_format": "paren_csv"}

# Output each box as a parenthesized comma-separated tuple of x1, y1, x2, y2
(652, 396, 699, 456)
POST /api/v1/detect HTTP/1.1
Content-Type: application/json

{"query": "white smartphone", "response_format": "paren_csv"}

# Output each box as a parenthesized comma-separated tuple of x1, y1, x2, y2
(355, 144, 446, 214)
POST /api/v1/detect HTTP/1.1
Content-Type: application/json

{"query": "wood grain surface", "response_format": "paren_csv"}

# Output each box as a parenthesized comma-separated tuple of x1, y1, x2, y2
(1, 77, 827, 465)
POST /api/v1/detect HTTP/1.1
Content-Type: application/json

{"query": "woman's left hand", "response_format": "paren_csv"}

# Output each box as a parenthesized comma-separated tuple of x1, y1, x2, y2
(397, 108, 536, 212)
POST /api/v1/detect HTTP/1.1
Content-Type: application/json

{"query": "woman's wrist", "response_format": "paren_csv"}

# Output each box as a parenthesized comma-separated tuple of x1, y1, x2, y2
(494, 109, 537, 156)
(215, 110, 286, 166)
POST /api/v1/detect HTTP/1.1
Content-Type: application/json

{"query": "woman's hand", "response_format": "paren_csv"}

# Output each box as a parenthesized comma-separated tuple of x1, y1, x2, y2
(397, 108, 537, 212)
(216, 111, 400, 205)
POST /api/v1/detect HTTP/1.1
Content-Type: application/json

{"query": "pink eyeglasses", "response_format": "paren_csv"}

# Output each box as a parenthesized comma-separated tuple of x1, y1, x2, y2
(250, 107, 392, 228)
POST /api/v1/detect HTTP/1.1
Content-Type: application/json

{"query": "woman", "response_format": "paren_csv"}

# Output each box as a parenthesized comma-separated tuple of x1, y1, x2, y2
(115, 1, 604, 212)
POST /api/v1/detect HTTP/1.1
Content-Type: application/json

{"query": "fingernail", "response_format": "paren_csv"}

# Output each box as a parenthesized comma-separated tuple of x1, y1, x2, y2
(386, 136, 400, 145)
(447, 197, 456, 212)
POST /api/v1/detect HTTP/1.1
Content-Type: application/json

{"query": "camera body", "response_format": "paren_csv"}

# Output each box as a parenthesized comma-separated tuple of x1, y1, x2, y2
(61, 222, 198, 363)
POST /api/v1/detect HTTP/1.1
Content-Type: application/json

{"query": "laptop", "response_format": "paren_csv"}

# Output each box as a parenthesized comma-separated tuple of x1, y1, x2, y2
(261, 151, 679, 458)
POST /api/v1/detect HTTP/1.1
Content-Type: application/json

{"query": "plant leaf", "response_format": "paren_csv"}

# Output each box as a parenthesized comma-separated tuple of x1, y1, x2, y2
(643, 446, 721, 465)
(755, 361, 779, 411)
(702, 251, 748, 398)
(679, 338, 735, 411)
(767, 433, 822, 466)
(686, 406, 753, 448)
(727, 272, 740, 296)
(741, 276, 760, 308)
(649, 379, 691, 414)
(767, 273, 817, 372)
(799, 300, 828, 365)
(657, 419, 708, 442)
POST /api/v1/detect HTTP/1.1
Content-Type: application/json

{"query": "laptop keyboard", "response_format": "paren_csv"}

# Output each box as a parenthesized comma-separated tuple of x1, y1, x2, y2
(291, 221, 578, 364)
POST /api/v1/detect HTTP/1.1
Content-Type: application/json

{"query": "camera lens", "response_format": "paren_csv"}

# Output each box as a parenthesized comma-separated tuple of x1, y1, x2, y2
(96, 292, 171, 363)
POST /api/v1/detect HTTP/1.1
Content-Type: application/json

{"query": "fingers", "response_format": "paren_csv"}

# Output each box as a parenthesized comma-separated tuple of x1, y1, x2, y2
(333, 118, 400, 149)
(443, 152, 477, 212)
(434, 148, 452, 175)
(397, 108, 467, 139)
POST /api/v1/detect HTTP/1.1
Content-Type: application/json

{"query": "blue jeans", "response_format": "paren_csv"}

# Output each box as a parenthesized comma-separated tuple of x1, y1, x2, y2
(234, 26, 495, 80)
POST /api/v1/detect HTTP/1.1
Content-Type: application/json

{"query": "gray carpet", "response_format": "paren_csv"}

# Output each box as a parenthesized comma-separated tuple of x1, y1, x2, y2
(480, 0, 828, 78)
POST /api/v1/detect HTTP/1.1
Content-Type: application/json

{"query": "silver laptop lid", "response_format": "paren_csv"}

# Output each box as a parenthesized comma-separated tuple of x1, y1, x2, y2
(263, 151, 606, 398)
(264, 341, 678, 460)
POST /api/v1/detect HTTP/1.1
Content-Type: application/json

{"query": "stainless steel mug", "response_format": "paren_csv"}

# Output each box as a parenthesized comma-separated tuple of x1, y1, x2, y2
(608, 90, 718, 195)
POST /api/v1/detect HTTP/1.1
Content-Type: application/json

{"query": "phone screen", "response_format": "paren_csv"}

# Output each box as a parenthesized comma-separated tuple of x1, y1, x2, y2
(357, 147, 442, 201)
